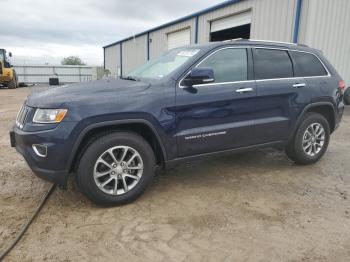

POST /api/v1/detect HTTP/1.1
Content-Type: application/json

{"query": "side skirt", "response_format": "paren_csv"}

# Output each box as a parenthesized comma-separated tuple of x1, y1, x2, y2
(164, 141, 285, 169)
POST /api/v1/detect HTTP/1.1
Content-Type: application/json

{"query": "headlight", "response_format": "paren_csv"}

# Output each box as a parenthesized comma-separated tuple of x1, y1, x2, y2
(33, 109, 68, 124)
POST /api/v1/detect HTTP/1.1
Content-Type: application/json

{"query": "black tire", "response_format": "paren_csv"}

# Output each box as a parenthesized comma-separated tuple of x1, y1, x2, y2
(7, 71, 18, 89)
(49, 78, 59, 86)
(77, 132, 155, 206)
(344, 87, 350, 105)
(285, 113, 330, 165)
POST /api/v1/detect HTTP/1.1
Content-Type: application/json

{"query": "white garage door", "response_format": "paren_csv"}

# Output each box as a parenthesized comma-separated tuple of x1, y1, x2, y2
(211, 11, 252, 33)
(167, 28, 191, 50)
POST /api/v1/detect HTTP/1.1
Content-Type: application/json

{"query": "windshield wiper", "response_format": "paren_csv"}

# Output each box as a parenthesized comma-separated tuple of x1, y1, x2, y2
(121, 75, 138, 81)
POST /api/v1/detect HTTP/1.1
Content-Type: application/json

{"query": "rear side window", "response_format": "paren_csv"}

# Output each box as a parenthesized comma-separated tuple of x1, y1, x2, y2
(253, 49, 293, 80)
(198, 48, 248, 83)
(291, 51, 328, 77)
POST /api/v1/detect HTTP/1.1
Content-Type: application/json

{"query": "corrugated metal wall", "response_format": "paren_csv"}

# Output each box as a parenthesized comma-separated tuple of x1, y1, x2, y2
(149, 18, 196, 58)
(14, 65, 94, 83)
(104, 0, 298, 75)
(104, 0, 350, 85)
(122, 34, 148, 75)
(104, 18, 196, 76)
(104, 44, 120, 77)
(299, 0, 350, 85)
(198, 0, 296, 43)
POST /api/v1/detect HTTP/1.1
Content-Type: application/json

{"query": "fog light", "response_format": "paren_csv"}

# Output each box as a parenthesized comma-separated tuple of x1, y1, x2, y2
(32, 144, 47, 157)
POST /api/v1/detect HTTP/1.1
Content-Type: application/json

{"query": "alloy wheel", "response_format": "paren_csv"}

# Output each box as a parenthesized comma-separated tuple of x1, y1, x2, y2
(93, 146, 144, 195)
(302, 123, 325, 157)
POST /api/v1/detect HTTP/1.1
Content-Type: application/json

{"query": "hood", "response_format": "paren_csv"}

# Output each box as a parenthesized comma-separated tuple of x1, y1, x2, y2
(26, 78, 150, 108)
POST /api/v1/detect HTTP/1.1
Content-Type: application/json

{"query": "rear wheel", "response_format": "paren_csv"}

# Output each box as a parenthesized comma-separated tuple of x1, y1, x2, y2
(7, 71, 18, 89)
(285, 113, 330, 165)
(344, 87, 350, 105)
(77, 132, 156, 206)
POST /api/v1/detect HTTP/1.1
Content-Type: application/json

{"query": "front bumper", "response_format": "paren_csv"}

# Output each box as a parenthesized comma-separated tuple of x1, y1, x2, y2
(10, 122, 77, 188)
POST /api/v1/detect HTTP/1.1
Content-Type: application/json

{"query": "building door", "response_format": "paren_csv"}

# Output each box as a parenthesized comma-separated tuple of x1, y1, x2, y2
(210, 11, 251, 41)
(167, 28, 191, 50)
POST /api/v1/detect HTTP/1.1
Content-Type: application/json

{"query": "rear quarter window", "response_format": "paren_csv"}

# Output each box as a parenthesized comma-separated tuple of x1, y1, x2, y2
(291, 51, 328, 77)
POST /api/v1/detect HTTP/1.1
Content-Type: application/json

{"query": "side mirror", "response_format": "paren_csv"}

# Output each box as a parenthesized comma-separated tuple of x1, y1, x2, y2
(9, 52, 12, 57)
(182, 67, 214, 87)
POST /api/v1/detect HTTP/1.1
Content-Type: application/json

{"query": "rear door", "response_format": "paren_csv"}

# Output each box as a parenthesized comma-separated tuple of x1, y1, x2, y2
(175, 47, 257, 157)
(252, 47, 309, 144)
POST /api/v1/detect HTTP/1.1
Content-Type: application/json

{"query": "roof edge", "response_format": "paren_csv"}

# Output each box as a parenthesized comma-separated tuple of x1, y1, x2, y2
(103, 0, 244, 48)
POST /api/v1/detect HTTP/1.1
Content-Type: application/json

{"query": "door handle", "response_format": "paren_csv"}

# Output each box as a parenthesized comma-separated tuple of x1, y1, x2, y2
(292, 83, 306, 88)
(236, 87, 254, 93)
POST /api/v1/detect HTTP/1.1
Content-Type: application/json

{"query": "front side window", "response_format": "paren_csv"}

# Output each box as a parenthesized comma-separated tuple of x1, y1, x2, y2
(291, 51, 328, 77)
(253, 49, 294, 80)
(197, 48, 248, 83)
(128, 48, 200, 79)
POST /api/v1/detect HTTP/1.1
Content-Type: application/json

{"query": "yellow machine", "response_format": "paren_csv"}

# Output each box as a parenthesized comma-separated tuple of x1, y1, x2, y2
(0, 49, 18, 89)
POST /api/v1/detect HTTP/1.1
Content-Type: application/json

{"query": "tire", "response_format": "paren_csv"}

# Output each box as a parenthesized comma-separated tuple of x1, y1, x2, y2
(285, 113, 330, 165)
(344, 87, 350, 105)
(77, 132, 156, 206)
(49, 78, 59, 86)
(7, 71, 18, 89)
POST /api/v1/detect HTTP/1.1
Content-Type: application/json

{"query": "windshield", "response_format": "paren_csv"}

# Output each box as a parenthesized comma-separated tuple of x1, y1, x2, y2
(128, 47, 201, 79)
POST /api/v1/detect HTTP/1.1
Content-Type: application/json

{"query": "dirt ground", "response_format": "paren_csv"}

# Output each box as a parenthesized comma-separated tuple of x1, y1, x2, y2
(0, 86, 349, 262)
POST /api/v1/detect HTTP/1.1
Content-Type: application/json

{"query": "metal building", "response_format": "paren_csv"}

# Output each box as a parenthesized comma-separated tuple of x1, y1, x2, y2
(14, 65, 94, 84)
(103, 0, 350, 85)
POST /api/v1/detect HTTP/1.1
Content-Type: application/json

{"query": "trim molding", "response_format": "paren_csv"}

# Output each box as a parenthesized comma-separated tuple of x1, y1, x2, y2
(165, 141, 284, 168)
(178, 45, 331, 88)
(103, 48, 105, 70)
(293, 0, 303, 43)
(120, 43, 123, 76)
(147, 33, 150, 60)
(195, 16, 199, 44)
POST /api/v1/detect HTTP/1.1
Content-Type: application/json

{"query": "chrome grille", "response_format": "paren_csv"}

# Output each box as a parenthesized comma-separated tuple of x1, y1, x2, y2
(16, 105, 29, 129)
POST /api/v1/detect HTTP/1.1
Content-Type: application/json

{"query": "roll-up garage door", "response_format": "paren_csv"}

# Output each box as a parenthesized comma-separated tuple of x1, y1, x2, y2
(167, 28, 191, 50)
(211, 11, 252, 33)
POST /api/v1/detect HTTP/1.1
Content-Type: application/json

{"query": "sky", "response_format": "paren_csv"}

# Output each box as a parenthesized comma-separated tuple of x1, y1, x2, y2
(0, 0, 225, 66)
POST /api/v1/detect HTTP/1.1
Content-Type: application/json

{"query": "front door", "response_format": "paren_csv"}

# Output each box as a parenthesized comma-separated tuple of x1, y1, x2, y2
(175, 47, 257, 157)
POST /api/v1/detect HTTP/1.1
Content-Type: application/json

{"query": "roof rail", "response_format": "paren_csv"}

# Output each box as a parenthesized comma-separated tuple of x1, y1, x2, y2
(222, 38, 243, 42)
(237, 39, 302, 46)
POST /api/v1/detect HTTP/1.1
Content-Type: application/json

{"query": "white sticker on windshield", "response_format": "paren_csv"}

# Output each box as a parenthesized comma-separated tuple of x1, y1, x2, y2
(177, 49, 200, 57)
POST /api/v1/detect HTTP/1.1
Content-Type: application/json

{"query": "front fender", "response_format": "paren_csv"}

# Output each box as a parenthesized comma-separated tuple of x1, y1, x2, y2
(64, 118, 169, 172)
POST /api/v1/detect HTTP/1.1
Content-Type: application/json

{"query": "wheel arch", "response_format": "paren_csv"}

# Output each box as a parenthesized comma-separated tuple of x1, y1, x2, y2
(67, 119, 167, 173)
(293, 102, 336, 138)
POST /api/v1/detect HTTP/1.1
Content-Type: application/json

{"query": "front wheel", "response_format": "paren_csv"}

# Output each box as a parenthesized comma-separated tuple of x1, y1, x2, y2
(77, 132, 156, 206)
(285, 113, 330, 165)
(7, 71, 18, 89)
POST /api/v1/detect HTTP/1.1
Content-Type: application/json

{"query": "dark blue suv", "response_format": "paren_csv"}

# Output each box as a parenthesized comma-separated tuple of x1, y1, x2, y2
(10, 40, 345, 205)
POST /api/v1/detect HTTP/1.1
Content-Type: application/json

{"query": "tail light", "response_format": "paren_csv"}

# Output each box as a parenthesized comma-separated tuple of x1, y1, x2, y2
(339, 80, 346, 92)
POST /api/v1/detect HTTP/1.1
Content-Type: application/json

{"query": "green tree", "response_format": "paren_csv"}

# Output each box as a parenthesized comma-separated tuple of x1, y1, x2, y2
(61, 56, 85, 65)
